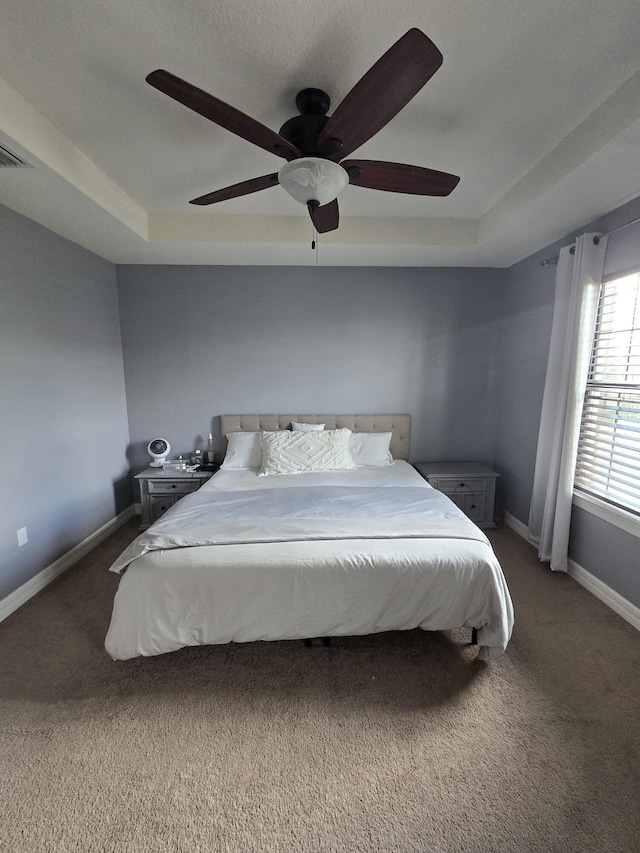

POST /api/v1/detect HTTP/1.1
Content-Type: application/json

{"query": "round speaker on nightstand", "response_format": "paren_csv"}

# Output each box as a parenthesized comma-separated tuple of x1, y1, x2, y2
(147, 438, 171, 467)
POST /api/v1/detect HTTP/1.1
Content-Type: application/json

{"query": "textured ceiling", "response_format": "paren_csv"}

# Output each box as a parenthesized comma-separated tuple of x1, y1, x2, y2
(1, 0, 640, 265)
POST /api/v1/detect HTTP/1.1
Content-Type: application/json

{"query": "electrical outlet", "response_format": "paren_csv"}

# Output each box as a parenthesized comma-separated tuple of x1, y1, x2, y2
(17, 527, 28, 547)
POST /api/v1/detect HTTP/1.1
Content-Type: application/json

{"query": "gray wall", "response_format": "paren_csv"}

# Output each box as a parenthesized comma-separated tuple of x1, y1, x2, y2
(116, 265, 507, 474)
(0, 204, 131, 600)
(495, 195, 640, 608)
(3, 188, 638, 613)
(494, 241, 562, 522)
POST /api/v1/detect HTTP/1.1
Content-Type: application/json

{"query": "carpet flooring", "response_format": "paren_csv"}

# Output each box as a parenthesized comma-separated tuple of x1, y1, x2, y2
(0, 520, 638, 852)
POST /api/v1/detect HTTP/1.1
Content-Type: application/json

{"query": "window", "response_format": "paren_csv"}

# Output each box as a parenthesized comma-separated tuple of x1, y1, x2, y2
(574, 270, 640, 517)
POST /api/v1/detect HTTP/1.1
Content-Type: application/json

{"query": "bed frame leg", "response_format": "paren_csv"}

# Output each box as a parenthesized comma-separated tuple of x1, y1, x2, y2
(471, 627, 478, 646)
(302, 637, 332, 647)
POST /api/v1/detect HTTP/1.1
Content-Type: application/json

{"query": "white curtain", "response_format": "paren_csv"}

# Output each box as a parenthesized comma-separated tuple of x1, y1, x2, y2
(528, 233, 608, 571)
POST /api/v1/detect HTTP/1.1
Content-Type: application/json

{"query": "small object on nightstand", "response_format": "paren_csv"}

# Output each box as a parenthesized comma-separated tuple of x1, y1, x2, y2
(413, 461, 500, 528)
(147, 438, 171, 467)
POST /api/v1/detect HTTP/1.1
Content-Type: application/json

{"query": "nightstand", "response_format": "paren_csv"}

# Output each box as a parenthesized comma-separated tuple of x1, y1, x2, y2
(413, 462, 499, 528)
(135, 467, 215, 529)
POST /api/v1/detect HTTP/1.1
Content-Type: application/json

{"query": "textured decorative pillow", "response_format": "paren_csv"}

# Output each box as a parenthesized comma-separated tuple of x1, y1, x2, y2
(291, 422, 325, 432)
(259, 428, 356, 475)
(349, 432, 394, 466)
(220, 432, 264, 469)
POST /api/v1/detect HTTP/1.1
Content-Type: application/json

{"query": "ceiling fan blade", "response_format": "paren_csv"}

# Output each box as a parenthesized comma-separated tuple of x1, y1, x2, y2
(147, 70, 301, 161)
(316, 29, 442, 160)
(190, 173, 279, 206)
(308, 199, 339, 233)
(342, 160, 459, 196)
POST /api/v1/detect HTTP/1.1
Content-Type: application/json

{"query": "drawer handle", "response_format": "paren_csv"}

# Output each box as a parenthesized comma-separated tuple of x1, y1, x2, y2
(171, 483, 177, 488)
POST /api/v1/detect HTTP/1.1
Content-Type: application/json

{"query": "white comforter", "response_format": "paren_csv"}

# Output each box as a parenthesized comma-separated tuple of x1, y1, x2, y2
(105, 462, 513, 661)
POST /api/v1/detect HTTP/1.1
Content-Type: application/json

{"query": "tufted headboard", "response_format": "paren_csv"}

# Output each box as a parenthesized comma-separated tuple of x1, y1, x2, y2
(220, 414, 411, 461)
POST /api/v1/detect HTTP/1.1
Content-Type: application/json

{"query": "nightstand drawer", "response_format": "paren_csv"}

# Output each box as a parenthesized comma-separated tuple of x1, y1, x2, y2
(459, 492, 486, 523)
(148, 494, 181, 523)
(146, 480, 192, 495)
(432, 476, 488, 493)
(136, 467, 213, 530)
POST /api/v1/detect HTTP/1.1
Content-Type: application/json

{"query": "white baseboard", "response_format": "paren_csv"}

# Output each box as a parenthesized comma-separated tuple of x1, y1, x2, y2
(567, 559, 640, 631)
(0, 505, 136, 623)
(503, 510, 537, 545)
(502, 510, 640, 631)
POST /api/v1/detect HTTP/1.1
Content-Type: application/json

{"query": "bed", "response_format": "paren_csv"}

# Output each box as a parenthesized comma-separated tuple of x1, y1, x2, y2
(105, 414, 513, 661)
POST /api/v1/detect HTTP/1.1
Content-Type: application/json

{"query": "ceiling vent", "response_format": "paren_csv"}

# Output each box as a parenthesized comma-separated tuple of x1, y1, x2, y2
(0, 142, 35, 168)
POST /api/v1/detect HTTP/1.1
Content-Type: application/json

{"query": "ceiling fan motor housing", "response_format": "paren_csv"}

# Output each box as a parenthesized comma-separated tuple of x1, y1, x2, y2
(279, 88, 333, 157)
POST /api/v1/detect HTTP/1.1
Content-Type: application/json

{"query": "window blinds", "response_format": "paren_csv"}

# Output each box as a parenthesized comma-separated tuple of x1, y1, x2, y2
(574, 272, 640, 515)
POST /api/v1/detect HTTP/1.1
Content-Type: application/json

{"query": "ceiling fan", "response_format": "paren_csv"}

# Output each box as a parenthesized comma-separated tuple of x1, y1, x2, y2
(146, 28, 459, 234)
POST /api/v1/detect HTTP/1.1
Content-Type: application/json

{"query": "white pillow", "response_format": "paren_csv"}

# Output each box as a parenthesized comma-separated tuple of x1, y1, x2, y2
(221, 432, 263, 469)
(291, 422, 325, 432)
(349, 432, 394, 466)
(259, 428, 356, 476)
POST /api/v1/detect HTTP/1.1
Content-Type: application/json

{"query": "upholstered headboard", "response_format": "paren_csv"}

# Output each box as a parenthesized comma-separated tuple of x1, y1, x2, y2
(220, 414, 411, 460)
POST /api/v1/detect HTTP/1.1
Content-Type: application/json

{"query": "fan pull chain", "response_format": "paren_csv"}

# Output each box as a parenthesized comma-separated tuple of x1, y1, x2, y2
(310, 222, 319, 264)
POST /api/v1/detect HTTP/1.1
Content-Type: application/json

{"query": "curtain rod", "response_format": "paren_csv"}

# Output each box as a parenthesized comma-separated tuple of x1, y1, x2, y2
(540, 213, 640, 267)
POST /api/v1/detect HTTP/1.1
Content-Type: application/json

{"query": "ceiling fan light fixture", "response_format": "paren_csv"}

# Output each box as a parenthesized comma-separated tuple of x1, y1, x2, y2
(278, 157, 349, 207)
